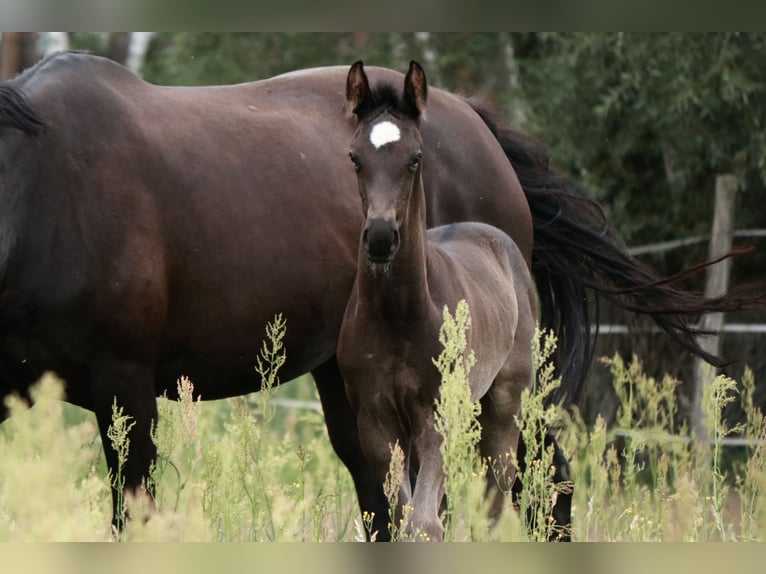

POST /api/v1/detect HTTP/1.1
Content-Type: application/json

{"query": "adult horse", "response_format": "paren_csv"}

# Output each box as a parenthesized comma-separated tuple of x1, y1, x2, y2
(0, 51, 755, 537)
(338, 60, 537, 541)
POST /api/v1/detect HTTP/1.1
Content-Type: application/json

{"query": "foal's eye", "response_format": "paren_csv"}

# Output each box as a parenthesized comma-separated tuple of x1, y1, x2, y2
(409, 152, 423, 172)
(349, 152, 361, 172)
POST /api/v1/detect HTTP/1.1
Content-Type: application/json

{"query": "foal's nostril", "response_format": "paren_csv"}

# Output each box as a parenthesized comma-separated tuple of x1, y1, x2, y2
(391, 229, 400, 252)
(364, 218, 399, 261)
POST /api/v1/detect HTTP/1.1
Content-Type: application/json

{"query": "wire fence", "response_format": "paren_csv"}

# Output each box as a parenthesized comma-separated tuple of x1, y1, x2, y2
(613, 429, 766, 448)
(628, 228, 766, 256)
(595, 323, 766, 335)
(271, 230, 766, 444)
(270, 398, 766, 448)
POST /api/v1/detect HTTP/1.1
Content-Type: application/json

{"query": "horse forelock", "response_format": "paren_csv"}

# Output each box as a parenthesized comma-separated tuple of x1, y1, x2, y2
(357, 82, 420, 123)
(353, 82, 424, 152)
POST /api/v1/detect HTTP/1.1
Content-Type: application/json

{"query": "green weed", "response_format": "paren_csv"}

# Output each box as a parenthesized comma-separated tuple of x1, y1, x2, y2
(0, 316, 764, 541)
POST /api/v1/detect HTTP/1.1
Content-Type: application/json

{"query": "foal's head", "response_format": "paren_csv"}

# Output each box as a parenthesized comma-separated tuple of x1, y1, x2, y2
(346, 60, 428, 268)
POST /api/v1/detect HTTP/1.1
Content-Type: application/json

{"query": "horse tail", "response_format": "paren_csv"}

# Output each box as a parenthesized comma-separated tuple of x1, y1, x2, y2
(470, 101, 763, 405)
(0, 84, 45, 135)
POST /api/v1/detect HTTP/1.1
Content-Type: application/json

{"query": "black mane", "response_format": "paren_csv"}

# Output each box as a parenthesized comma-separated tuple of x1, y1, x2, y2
(0, 51, 70, 135)
(0, 85, 45, 135)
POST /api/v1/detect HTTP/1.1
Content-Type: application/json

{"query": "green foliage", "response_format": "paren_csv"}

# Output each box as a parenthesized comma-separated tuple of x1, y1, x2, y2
(512, 329, 567, 541)
(137, 32, 518, 98)
(107, 397, 137, 531)
(738, 369, 766, 540)
(381, 440, 409, 541)
(0, 375, 108, 540)
(558, 352, 765, 541)
(141, 33, 406, 86)
(0, 326, 765, 540)
(516, 33, 766, 248)
(432, 300, 486, 541)
(704, 374, 745, 540)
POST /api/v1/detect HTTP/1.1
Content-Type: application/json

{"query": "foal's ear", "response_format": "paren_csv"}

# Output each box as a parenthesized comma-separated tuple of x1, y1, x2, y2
(404, 60, 427, 117)
(346, 60, 372, 116)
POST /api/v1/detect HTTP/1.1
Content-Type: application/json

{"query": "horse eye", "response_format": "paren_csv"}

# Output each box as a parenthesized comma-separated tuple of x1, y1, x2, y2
(409, 152, 423, 172)
(349, 152, 361, 172)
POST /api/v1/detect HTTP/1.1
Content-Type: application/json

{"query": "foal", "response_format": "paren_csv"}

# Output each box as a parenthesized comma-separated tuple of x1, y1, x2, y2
(337, 60, 537, 541)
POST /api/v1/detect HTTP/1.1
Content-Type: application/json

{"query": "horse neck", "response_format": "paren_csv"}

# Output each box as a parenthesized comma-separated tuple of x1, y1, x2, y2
(356, 174, 431, 319)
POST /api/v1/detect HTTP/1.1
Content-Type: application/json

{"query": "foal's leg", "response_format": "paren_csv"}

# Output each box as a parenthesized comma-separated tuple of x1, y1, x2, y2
(408, 413, 446, 541)
(477, 378, 524, 519)
(312, 358, 391, 541)
(477, 332, 534, 529)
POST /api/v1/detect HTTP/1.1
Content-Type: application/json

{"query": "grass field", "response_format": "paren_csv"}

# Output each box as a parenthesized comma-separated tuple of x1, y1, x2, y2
(0, 315, 763, 542)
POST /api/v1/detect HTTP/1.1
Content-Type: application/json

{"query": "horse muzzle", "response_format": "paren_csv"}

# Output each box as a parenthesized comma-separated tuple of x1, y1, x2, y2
(363, 217, 400, 264)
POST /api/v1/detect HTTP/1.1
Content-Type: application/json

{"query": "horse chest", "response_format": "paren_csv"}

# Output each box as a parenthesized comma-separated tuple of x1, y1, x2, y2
(341, 333, 440, 405)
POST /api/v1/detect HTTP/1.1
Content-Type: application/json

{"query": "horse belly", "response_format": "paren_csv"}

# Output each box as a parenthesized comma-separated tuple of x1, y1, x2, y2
(154, 190, 358, 398)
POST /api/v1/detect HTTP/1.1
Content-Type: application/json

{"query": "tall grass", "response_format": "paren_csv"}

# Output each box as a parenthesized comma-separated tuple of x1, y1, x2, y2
(0, 312, 763, 541)
(509, 328, 567, 541)
(433, 300, 487, 541)
(0, 375, 108, 541)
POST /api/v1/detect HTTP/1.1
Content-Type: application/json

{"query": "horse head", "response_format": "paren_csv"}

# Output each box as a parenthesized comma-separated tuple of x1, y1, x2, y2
(346, 60, 428, 268)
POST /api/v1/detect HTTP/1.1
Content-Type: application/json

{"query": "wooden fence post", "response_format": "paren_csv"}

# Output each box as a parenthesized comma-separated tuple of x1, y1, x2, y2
(692, 174, 738, 441)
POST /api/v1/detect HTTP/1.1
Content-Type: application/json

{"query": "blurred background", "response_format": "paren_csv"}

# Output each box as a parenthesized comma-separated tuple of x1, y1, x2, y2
(2, 32, 765, 425)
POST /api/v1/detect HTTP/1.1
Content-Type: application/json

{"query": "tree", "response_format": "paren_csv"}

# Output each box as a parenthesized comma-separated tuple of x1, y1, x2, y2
(515, 33, 766, 260)
(0, 32, 40, 80)
(513, 33, 766, 423)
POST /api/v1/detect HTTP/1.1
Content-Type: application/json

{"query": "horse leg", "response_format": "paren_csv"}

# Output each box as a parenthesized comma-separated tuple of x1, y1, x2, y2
(478, 384, 523, 521)
(408, 418, 446, 542)
(90, 355, 157, 533)
(477, 331, 534, 532)
(312, 358, 391, 541)
(512, 431, 573, 541)
(354, 409, 414, 539)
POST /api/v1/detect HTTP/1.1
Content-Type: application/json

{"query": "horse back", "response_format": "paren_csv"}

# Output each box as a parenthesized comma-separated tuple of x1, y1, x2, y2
(428, 221, 531, 298)
(426, 222, 536, 388)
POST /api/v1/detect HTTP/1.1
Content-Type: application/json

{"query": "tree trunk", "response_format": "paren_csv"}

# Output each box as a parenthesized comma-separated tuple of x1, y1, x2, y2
(692, 174, 738, 442)
(125, 33, 154, 76)
(351, 32, 368, 50)
(109, 32, 131, 65)
(0, 32, 21, 80)
(1, 32, 40, 80)
(44, 32, 69, 55)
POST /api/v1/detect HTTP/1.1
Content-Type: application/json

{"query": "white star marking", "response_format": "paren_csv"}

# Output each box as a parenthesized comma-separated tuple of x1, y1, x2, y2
(369, 121, 401, 149)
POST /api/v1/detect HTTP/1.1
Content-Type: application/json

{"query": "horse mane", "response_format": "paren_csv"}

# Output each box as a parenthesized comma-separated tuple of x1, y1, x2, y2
(0, 85, 45, 135)
(0, 51, 69, 136)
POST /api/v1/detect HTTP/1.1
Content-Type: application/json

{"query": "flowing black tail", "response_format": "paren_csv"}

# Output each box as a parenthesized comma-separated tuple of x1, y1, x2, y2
(471, 102, 763, 405)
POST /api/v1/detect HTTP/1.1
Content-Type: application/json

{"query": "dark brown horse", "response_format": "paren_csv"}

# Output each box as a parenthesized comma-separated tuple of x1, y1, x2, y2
(338, 61, 536, 541)
(0, 51, 755, 537)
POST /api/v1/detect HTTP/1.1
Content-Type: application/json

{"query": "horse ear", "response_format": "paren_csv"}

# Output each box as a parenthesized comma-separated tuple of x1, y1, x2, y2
(404, 60, 427, 117)
(346, 60, 372, 116)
